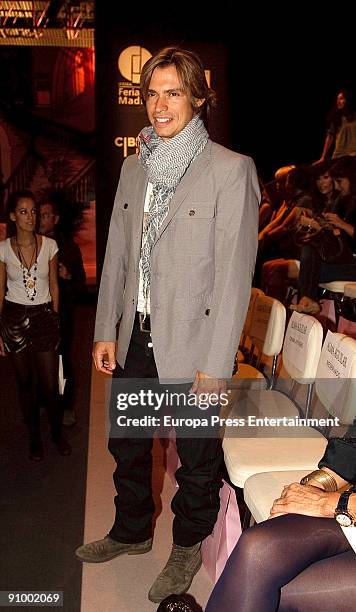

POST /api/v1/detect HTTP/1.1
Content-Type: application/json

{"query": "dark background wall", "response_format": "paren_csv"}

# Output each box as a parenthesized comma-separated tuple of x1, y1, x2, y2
(95, 7, 354, 271)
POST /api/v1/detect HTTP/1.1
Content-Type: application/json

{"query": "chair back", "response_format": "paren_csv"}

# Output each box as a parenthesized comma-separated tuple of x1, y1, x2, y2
(315, 331, 356, 424)
(249, 295, 286, 357)
(282, 312, 323, 383)
(241, 287, 264, 339)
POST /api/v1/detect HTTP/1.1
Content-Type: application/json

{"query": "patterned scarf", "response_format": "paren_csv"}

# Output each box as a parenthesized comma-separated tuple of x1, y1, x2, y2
(138, 115, 209, 310)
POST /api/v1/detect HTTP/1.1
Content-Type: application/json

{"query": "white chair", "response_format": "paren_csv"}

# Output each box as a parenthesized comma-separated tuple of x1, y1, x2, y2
(243, 331, 356, 523)
(236, 287, 264, 364)
(235, 294, 286, 389)
(223, 312, 326, 489)
(319, 280, 351, 330)
(339, 282, 356, 325)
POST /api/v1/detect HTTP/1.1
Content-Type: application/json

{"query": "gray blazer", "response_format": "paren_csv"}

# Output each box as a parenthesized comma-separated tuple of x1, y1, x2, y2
(94, 139, 259, 381)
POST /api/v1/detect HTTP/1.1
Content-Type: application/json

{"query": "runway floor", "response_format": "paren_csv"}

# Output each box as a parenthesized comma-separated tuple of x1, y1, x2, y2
(0, 300, 213, 612)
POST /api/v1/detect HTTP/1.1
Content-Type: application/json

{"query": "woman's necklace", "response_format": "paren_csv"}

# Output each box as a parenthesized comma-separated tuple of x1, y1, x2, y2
(16, 235, 38, 301)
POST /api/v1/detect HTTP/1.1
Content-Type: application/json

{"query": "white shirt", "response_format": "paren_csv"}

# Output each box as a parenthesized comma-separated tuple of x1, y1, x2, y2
(0, 236, 58, 305)
(137, 182, 153, 314)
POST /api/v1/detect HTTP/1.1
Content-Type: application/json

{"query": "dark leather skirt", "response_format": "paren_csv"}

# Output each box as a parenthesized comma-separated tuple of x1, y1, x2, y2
(0, 301, 60, 353)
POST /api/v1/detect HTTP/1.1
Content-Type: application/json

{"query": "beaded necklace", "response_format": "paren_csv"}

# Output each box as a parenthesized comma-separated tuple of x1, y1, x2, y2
(16, 235, 38, 301)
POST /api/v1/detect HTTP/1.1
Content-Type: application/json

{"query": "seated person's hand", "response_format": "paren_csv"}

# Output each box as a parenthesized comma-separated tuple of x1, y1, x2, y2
(269, 482, 339, 519)
(323, 212, 346, 230)
(299, 214, 322, 231)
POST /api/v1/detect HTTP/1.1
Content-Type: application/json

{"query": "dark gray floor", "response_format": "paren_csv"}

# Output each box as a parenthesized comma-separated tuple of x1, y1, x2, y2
(0, 301, 95, 612)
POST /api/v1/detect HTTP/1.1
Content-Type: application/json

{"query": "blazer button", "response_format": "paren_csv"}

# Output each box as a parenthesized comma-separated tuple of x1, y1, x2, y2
(189, 210, 195, 216)
(124, 203, 128, 209)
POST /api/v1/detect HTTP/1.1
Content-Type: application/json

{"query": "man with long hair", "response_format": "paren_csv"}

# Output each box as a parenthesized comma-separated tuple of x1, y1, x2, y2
(75, 47, 259, 603)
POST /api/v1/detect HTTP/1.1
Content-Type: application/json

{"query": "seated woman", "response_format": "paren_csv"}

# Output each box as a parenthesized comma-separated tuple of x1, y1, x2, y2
(291, 156, 356, 314)
(253, 166, 315, 288)
(261, 161, 341, 303)
(159, 434, 356, 611)
(258, 166, 296, 232)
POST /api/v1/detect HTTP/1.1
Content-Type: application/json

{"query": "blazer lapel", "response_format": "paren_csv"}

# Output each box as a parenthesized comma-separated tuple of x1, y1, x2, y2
(132, 161, 148, 267)
(153, 139, 212, 245)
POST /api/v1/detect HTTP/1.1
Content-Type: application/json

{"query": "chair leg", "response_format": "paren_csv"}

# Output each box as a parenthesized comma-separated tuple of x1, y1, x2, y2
(304, 382, 314, 419)
(268, 354, 279, 390)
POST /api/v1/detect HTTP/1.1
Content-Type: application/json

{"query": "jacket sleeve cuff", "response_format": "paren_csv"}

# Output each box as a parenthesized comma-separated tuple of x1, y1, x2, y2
(318, 437, 356, 483)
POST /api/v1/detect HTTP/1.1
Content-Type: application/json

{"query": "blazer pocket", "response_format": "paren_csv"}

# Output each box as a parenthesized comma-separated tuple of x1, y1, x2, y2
(175, 200, 216, 219)
(174, 296, 211, 321)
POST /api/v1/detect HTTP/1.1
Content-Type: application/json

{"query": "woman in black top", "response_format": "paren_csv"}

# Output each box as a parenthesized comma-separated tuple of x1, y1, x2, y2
(291, 156, 356, 314)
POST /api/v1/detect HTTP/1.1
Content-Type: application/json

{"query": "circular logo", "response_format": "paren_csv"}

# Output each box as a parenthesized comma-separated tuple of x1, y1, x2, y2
(118, 46, 152, 84)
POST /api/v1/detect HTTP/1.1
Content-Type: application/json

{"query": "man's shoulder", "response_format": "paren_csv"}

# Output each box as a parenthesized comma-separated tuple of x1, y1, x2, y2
(211, 141, 253, 175)
(121, 153, 140, 175)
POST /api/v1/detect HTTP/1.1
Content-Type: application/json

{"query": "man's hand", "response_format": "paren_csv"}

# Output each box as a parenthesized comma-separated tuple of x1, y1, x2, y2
(269, 482, 339, 519)
(92, 341, 117, 375)
(0, 336, 6, 357)
(190, 370, 227, 403)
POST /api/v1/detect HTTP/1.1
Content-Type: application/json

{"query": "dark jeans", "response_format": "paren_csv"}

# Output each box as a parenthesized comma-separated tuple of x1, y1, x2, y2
(9, 349, 63, 440)
(108, 319, 223, 546)
(299, 244, 356, 301)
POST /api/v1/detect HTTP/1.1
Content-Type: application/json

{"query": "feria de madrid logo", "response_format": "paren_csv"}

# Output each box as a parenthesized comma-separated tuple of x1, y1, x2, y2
(117, 45, 152, 105)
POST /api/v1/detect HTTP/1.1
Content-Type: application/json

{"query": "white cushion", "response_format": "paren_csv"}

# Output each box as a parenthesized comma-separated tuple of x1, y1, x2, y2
(319, 281, 349, 293)
(223, 388, 327, 487)
(223, 435, 327, 488)
(244, 470, 312, 522)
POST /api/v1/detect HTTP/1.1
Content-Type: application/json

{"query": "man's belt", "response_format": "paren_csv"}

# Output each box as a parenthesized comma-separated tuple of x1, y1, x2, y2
(136, 312, 151, 333)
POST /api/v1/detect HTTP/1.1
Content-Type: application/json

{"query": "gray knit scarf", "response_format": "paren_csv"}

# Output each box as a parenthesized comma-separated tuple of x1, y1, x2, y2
(138, 115, 209, 310)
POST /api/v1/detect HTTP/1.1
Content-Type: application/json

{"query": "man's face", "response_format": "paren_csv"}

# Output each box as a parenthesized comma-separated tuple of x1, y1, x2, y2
(145, 65, 204, 140)
(39, 203, 58, 235)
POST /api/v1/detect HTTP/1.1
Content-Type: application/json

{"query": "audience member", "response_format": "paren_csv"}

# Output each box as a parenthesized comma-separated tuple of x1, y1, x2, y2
(39, 191, 86, 426)
(253, 166, 314, 286)
(205, 434, 356, 611)
(291, 156, 356, 314)
(0, 190, 71, 460)
(261, 161, 341, 302)
(316, 89, 356, 162)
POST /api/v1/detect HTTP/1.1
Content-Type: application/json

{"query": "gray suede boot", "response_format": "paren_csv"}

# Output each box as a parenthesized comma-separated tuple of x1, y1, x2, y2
(75, 535, 152, 563)
(148, 543, 202, 603)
